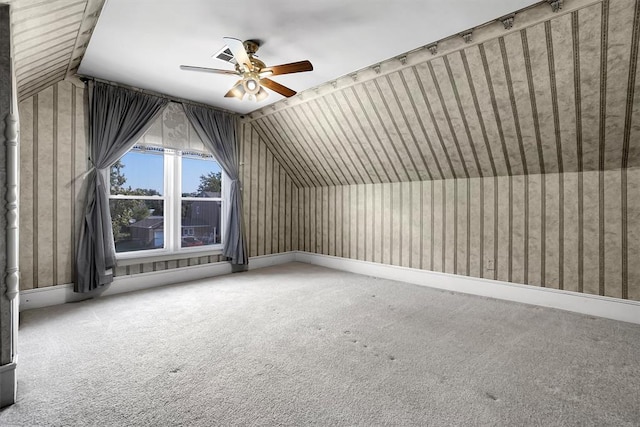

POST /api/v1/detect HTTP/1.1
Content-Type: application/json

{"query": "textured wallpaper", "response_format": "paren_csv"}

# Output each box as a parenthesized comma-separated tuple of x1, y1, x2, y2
(238, 118, 640, 302)
(17, 82, 640, 305)
(18, 86, 257, 289)
(294, 169, 640, 301)
(249, 0, 640, 189)
(238, 0, 640, 303)
(18, 81, 86, 290)
(239, 123, 299, 258)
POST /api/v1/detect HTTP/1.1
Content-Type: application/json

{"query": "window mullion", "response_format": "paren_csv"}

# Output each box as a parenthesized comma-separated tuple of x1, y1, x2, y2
(164, 152, 174, 251)
(172, 152, 182, 251)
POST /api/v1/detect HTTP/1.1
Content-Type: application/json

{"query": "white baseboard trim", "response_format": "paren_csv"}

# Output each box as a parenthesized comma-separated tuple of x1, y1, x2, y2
(20, 283, 83, 312)
(294, 252, 640, 325)
(21, 251, 639, 325)
(20, 261, 233, 311)
(104, 261, 233, 297)
(19, 252, 296, 312)
(247, 252, 296, 270)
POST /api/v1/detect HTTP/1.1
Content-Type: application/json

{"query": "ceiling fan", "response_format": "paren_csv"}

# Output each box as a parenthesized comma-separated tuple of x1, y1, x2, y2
(180, 37, 313, 102)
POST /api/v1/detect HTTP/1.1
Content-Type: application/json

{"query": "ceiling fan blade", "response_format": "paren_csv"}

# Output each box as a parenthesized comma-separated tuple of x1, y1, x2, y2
(260, 78, 296, 97)
(223, 37, 252, 71)
(180, 65, 238, 75)
(260, 60, 313, 76)
(224, 80, 245, 99)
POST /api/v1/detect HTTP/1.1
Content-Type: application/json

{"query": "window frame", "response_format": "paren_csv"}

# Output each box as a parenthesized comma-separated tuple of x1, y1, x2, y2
(110, 145, 225, 262)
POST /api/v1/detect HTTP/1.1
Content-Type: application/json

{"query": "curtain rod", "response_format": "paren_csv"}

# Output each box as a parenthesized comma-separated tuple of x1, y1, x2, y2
(75, 74, 239, 117)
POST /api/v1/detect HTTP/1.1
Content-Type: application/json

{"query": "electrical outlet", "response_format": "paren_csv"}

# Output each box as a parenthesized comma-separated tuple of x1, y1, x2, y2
(486, 259, 494, 271)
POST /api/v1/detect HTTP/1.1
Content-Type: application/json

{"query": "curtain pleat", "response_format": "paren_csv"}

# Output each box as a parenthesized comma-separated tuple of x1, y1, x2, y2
(75, 81, 168, 292)
(183, 104, 248, 265)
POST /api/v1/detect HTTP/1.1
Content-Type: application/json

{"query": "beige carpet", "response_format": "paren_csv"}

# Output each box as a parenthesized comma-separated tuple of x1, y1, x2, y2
(1, 262, 639, 426)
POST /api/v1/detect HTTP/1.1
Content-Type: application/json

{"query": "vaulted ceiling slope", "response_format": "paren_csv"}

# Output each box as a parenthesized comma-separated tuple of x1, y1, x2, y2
(247, 0, 640, 188)
(6, 0, 104, 101)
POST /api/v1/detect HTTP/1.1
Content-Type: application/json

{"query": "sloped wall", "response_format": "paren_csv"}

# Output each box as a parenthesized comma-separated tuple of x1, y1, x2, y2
(244, 0, 640, 303)
(297, 169, 640, 301)
(239, 123, 298, 258)
(249, 0, 640, 189)
(8, 0, 105, 101)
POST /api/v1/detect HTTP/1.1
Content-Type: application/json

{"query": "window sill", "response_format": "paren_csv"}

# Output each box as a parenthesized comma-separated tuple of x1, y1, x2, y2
(115, 246, 224, 266)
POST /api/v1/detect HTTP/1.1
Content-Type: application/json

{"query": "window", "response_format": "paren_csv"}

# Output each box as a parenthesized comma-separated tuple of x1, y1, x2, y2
(109, 145, 224, 256)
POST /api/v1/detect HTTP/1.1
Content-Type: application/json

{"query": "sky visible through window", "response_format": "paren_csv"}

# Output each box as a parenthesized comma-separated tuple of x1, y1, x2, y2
(117, 151, 221, 195)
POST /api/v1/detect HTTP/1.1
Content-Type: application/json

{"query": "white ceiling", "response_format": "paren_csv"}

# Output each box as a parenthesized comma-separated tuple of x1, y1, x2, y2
(78, 0, 539, 114)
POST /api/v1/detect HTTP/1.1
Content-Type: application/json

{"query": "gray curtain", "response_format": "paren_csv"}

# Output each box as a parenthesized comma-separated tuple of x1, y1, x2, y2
(75, 81, 168, 292)
(183, 104, 248, 265)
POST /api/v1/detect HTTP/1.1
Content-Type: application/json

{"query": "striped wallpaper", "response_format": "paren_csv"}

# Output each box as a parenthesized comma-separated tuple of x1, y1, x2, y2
(295, 169, 640, 301)
(21, 83, 638, 303)
(239, 122, 298, 258)
(16, 0, 640, 307)
(18, 84, 287, 289)
(18, 81, 86, 291)
(249, 0, 640, 189)
(236, 0, 640, 303)
(6, 0, 105, 101)
(112, 255, 226, 278)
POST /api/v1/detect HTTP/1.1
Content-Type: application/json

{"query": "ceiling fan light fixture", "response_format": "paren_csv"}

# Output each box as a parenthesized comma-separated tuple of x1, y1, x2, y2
(255, 87, 269, 102)
(243, 76, 260, 95)
(230, 88, 245, 99)
(224, 80, 246, 99)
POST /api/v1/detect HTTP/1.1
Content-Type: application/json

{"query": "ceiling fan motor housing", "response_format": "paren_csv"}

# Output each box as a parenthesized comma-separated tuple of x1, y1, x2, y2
(243, 40, 260, 56)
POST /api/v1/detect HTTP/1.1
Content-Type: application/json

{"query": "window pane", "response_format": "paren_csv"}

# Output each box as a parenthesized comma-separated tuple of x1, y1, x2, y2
(181, 200, 221, 247)
(110, 199, 164, 253)
(111, 150, 164, 196)
(182, 156, 222, 198)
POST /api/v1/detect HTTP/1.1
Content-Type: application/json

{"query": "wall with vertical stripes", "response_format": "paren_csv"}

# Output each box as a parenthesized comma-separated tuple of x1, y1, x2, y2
(18, 81, 640, 304)
(18, 85, 270, 290)
(296, 169, 640, 302)
(18, 80, 86, 290)
(248, 0, 640, 189)
(239, 122, 298, 258)
(112, 255, 226, 278)
(17, 0, 640, 305)
(7, 0, 105, 101)
(240, 0, 640, 303)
